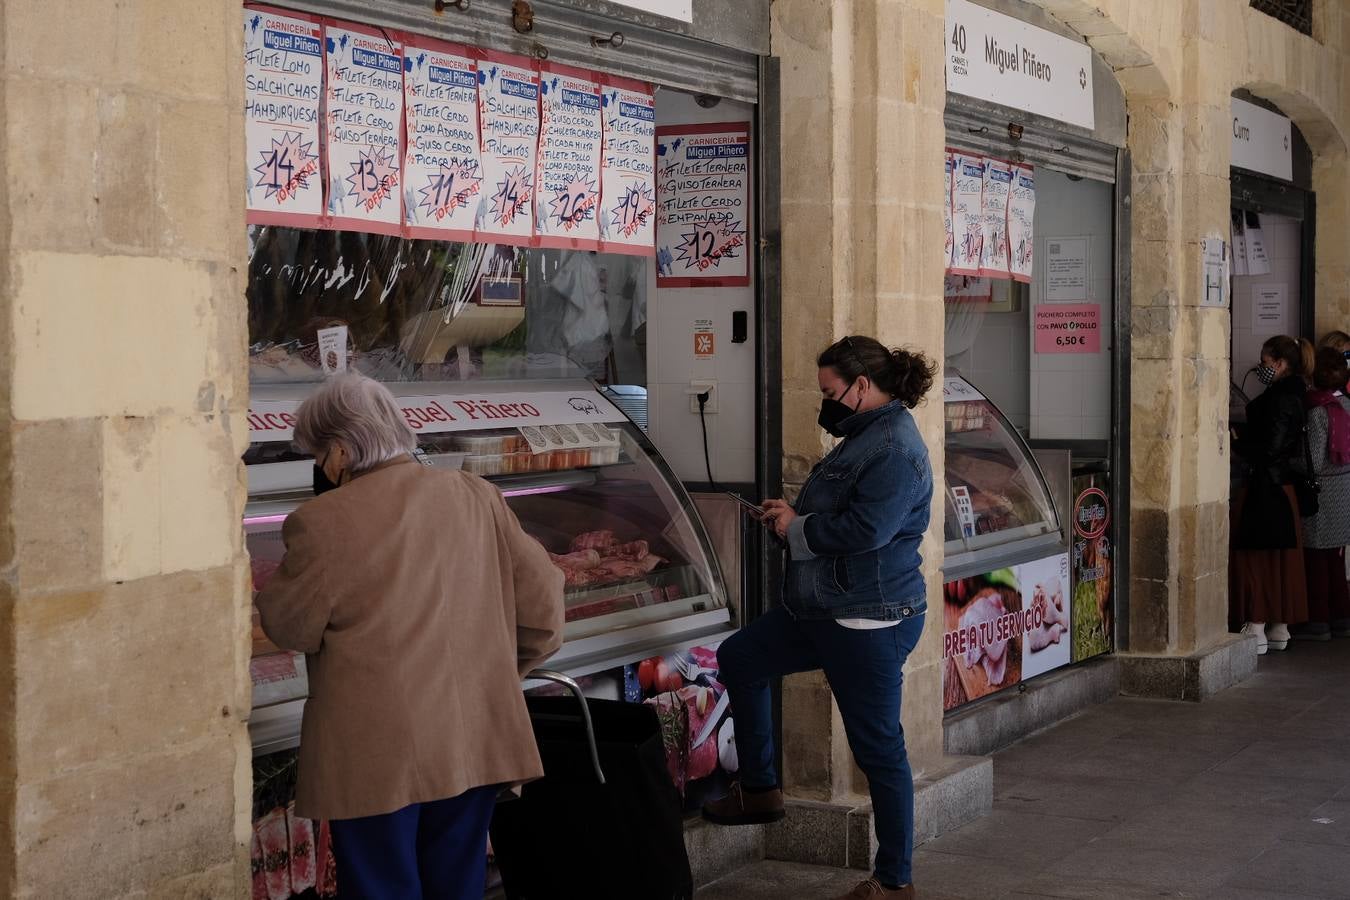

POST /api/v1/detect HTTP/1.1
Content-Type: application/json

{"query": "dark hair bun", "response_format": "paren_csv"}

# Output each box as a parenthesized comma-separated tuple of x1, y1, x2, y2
(817, 335, 937, 409)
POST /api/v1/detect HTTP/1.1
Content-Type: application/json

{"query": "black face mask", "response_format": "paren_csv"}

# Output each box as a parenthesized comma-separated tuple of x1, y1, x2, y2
(1255, 364, 1278, 387)
(313, 451, 340, 496)
(818, 380, 864, 438)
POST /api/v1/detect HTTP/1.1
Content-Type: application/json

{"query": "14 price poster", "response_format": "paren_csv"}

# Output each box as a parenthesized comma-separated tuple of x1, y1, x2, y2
(244, 6, 325, 226)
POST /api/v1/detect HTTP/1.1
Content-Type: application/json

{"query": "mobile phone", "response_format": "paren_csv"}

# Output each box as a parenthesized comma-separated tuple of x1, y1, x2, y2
(724, 492, 765, 517)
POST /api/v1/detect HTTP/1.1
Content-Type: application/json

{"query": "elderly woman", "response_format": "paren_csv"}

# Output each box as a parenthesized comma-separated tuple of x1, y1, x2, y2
(256, 374, 564, 900)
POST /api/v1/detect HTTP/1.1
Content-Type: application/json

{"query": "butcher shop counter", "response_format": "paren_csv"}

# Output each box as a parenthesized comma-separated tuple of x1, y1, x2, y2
(243, 379, 734, 756)
(941, 374, 1063, 582)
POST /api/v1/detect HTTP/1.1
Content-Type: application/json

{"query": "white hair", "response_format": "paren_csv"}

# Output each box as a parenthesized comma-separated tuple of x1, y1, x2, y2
(293, 374, 417, 474)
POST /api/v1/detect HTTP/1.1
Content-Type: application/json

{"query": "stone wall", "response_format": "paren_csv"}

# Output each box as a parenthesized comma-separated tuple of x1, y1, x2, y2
(772, 0, 1350, 807)
(0, 1, 251, 896)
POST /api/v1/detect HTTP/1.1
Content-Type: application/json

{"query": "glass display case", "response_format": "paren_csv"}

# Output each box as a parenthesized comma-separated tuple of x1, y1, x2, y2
(942, 375, 1063, 581)
(244, 379, 732, 755)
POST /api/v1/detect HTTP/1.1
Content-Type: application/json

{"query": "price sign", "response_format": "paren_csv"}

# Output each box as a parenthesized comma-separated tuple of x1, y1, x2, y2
(477, 51, 539, 246)
(244, 6, 325, 226)
(536, 63, 604, 249)
(655, 123, 751, 288)
(1034, 304, 1101, 354)
(324, 21, 405, 235)
(403, 38, 482, 241)
(600, 74, 657, 256)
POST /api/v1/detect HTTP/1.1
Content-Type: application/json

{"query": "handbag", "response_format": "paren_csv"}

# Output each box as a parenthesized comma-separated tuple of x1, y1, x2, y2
(1296, 422, 1321, 518)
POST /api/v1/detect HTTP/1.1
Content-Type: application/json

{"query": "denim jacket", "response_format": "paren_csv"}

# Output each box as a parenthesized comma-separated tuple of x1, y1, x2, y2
(783, 401, 932, 620)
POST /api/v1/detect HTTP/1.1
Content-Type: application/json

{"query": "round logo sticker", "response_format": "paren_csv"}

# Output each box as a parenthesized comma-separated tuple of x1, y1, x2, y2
(1073, 487, 1111, 540)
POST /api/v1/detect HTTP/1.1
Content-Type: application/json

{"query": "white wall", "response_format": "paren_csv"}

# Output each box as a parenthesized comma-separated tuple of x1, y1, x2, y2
(1028, 170, 1114, 441)
(645, 89, 757, 485)
(944, 167, 1114, 441)
(1231, 212, 1302, 398)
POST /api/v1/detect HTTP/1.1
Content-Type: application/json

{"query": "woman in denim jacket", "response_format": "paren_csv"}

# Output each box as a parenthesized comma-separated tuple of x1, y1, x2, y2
(703, 336, 936, 900)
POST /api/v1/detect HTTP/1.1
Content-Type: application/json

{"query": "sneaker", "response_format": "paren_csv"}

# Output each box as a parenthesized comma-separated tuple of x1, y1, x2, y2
(1292, 622, 1332, 641)
(831, 879, 915, 900)
(1333, 619, 1350, 638)
(1266, 623, 1291, 651)
(702, 783, 786, 826)
(1241, 622, 1268, 655)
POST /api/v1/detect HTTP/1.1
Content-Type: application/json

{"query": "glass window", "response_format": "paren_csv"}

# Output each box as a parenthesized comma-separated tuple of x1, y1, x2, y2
(944, 394, 1060, 555)
(247, 227, 649, 389)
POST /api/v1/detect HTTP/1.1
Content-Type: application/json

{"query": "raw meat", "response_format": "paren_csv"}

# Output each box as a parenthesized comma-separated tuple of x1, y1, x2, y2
(547, 549, 602, 570)
(960, 590, 1009, 685)
(591, 559, 646, 581)
(251, 558, 281, 592)
(251, 830, 268, 900)
(678, 685, 720, 782)
(316, 820, 338, 897)
(1027, 577, 1068, 653)
(570, 530, 616, 552)
(602, 539, 649, 561)
(256, 806, 292, 900)
(286, 803, 317, 893)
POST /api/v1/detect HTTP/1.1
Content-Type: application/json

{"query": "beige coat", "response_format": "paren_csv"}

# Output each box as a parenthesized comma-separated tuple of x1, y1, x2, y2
(256, 456, 565, 821)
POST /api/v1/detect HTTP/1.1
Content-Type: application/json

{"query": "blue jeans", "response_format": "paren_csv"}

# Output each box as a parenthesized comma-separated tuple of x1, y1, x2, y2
(329, 786, 497, 900)
(718, 607, 925, 886)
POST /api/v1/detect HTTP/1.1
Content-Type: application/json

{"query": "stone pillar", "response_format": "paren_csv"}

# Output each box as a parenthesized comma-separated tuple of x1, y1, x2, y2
(1115, 3, 1242, 686)
(0, 2, 251, 896)
(773, 0, 949, 803)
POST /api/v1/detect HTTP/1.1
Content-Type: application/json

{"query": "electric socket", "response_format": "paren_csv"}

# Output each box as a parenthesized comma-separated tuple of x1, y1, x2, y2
(687, 380, 718, 414)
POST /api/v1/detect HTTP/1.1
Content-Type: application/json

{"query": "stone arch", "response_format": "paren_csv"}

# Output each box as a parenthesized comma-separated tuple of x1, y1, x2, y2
(1019, 0, 1174, 101)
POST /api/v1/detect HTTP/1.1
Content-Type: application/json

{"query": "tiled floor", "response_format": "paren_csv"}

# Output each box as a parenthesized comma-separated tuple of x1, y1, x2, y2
(697, 641, 1350, 899)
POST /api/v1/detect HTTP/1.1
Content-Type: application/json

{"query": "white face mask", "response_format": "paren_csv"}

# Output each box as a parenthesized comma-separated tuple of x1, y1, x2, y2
(1256, 364, 1278, 386)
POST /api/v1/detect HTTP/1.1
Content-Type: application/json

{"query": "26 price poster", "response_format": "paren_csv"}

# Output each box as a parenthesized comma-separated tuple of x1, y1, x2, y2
(655, 123, 751, 288)
(244, 6, 324, 226)
(324, 22, 405, 235)
(600, 75, 657, 256)
(477, 51, 539, 246)
(536, 63, 604, 248)
(402, 38, 481, 241)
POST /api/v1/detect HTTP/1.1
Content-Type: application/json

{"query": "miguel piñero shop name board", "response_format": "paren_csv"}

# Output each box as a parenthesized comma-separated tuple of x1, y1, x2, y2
(248, 390, 628, 443)
(945, 0, 1094, 131)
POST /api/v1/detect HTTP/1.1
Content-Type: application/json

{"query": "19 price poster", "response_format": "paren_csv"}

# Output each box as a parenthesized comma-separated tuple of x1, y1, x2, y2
(600, 75, 657, 256)
(244, 5, 324, 226)
(655, 123, 751, 288)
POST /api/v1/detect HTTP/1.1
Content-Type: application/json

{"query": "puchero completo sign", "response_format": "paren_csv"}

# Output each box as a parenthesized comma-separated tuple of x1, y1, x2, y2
(248, 390, 628, 442)
(945, 0, 1095, 131)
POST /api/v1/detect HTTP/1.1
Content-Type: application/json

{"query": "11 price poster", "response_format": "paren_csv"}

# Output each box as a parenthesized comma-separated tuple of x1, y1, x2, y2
(402, 38, 481, 241)
(655, 122, 751, 288)
(244, 6, 325, 226)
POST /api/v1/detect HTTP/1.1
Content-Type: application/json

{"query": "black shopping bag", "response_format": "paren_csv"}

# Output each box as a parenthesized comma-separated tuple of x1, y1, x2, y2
(491, 681, 693, 900)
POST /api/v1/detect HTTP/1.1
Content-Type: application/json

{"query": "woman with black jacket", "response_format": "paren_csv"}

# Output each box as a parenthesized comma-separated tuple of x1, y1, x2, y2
(1231, 335, 1311, 653)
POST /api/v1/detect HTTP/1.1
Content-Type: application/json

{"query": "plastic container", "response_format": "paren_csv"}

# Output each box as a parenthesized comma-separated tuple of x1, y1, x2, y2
(463, 454, 505, 476)
(450, 432, 528, 455)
